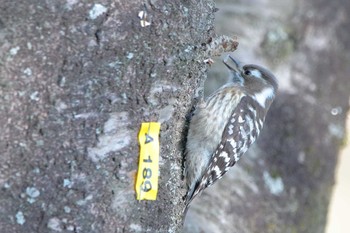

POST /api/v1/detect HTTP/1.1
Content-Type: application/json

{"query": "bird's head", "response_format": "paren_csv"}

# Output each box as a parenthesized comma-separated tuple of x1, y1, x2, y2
(223, 55, 278, 107)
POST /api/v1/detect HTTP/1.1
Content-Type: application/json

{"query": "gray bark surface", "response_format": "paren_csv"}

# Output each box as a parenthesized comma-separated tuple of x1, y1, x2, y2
(0, 0, 216, 232)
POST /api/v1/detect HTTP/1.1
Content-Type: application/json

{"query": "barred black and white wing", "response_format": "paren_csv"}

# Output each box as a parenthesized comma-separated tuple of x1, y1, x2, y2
(186, 96, 266, 205)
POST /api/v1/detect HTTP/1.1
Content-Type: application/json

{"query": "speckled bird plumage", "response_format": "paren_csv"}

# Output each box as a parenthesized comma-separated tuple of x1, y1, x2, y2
(185, 55, 278, 207)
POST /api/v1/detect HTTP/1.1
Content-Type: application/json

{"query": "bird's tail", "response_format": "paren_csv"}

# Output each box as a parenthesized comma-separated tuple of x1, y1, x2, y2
(183, 180, 203, 221)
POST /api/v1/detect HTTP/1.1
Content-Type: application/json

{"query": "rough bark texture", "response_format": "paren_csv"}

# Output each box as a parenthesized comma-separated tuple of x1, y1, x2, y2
(185, 0, 350, 233)
(0, 0, 216, 232)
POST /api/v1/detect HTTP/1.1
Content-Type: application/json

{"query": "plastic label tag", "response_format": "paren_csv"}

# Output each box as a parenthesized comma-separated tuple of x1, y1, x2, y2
(135, 122, 160, 200)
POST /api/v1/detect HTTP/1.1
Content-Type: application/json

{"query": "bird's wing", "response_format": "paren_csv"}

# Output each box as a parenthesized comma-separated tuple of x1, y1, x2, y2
(186, 96, 259, 206)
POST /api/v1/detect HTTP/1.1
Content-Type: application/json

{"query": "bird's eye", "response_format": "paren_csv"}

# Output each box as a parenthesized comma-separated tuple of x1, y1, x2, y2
(244, 70, 251, 76)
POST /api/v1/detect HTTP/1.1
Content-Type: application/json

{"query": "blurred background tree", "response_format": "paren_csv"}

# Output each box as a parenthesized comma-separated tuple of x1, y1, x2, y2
(184, 0, 350, 233)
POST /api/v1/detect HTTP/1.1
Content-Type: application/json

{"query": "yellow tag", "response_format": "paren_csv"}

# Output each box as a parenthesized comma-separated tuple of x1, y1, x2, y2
(135, 122, 160, 200)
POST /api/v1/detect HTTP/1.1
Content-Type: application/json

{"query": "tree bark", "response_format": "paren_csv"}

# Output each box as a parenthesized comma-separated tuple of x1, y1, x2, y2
(2, 0, 350, 233)
(0, 0, 216, 232)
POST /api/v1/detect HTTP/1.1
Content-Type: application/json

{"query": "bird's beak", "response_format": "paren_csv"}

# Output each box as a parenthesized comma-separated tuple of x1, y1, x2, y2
(223, 55, 244, 85)
(223, 55, 242, 73)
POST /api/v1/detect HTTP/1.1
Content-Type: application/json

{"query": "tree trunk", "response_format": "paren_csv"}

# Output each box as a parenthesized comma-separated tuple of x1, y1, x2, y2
(0, 0, 216, 232)
(2, 0, 350, 233)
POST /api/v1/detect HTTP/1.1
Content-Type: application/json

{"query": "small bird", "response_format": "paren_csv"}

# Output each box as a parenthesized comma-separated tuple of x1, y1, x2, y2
(185, 55, 278, 208)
